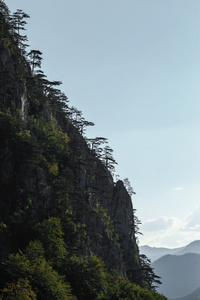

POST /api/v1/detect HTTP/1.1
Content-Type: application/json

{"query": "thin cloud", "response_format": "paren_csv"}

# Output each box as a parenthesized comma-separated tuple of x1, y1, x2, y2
(172, 187, 183, 191)
(141, 216, 175, 231)
(182, 206, 200, 231)
(139, 207, 200, 247)
(188, 225, 200, 231)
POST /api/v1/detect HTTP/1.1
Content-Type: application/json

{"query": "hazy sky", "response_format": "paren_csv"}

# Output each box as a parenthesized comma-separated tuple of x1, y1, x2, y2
(5, 0, 200, 248)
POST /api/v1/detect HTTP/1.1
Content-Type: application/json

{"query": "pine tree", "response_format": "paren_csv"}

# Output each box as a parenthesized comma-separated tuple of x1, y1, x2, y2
(27, 50, 43, 73)
(9, 9, 30, 54)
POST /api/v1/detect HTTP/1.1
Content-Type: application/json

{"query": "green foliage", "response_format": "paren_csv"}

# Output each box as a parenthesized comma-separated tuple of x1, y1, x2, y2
(0, 241, 167, 300)
(92, 200, 118, 241)
(35, 217, 68, 270)
(0, 110, 41, 166)
(60, 214, 79, 254)
(66, 255, 107, 300)
(1, 240, 76, 300)
(102, 272, 167, 300)
(0, 4, 167, 299)
(28, 116, 70, 177)
(1, 278, 37, 300)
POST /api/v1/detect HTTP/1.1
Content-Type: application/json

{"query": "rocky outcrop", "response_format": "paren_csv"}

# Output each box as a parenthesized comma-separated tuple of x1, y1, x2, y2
(0, 12, 141, 282)
(0, 38, 28, 119)
(58, 122, 140, 278)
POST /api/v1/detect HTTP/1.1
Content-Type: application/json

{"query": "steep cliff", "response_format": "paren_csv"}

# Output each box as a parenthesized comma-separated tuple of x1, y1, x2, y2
(0, 10, 139, 277)
(0, 3, 166, 299)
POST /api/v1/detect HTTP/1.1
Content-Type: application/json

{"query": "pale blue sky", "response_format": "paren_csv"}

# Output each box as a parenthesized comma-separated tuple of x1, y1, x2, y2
(5, 0, 200, 248)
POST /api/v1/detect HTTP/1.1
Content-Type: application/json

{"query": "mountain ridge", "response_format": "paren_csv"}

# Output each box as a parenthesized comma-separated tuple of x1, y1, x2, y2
(140, 240, 200, 262)
(152, 253, 200, 298)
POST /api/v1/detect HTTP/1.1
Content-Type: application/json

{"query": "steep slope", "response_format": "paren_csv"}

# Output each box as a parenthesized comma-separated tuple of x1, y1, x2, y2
(152, 253, 200, 298)
(0, 2, 138, 279)
(0, 2, 167, 299)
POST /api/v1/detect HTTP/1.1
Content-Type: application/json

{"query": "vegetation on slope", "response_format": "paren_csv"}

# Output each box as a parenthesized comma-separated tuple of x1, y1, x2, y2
(0, 1, 166, 299)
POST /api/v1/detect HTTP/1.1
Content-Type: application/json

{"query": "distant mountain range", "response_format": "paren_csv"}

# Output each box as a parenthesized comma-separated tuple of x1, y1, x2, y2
(140, 241, 200, 299)
(152, 253, 200, 298)
(140, 240, 200, 262)
(175, 240, 200, 256)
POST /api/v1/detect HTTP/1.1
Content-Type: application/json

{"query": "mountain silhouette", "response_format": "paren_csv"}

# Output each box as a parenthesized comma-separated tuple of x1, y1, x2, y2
(152, 253, 200, 298)
(140, 240, 200, 262)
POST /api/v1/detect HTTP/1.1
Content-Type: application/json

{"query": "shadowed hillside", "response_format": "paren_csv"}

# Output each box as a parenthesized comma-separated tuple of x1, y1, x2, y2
(0, 1, 166, 299)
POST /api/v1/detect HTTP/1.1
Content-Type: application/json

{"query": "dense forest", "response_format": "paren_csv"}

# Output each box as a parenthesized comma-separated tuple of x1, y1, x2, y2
(0, 1, 167, 299)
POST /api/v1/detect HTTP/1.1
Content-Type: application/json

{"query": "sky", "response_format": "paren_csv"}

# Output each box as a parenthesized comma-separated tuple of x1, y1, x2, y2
(5, 0, 200, 248)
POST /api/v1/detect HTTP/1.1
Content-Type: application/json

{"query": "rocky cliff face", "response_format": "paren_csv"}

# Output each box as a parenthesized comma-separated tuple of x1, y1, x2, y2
(0, 9, 141, 284)
(0, 6, 169, 299)
(53, 120, 140, 280)
(0, 38, 28, 119)
(0, 116, 140, 281)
